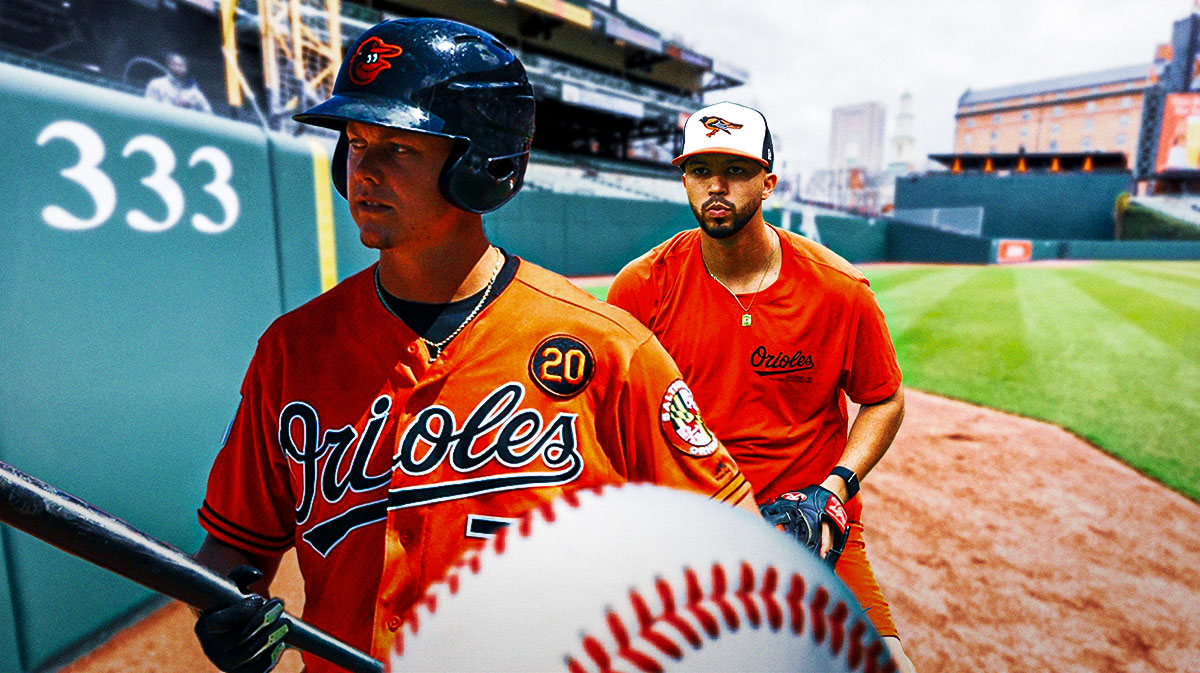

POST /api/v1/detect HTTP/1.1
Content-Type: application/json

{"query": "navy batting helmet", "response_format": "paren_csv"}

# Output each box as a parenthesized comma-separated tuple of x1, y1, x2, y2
(294, 18, 535, 213)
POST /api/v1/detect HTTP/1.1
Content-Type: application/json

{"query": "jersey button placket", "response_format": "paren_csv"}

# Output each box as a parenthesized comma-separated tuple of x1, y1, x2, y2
(397, 342, 432, 382)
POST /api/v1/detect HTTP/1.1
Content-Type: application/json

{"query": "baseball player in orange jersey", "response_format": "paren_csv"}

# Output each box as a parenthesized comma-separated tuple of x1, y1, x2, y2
(189, 20, 755, 673)
(607, 102, 917, 673)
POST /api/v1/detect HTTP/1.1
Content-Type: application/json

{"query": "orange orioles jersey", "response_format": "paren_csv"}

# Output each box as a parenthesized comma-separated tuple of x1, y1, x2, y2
(199, 259, 752, 672)
(607, 226, 902, 636)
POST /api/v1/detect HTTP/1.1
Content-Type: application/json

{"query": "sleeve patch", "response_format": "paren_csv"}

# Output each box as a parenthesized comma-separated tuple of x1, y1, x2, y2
(529, 335, 595, 399)
(659, 379, 718, 457)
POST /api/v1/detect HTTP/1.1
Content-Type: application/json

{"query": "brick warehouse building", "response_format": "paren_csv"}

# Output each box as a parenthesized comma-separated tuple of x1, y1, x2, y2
(953, 63, 1155, 166)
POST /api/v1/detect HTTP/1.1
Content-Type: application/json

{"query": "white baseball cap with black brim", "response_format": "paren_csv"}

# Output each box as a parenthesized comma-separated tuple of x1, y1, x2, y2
(673, 101, 774, 171)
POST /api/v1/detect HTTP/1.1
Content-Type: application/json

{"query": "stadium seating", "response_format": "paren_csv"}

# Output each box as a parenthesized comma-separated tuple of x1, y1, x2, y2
(525, 153, 688, 203)
(1132, 195, 1200, 226)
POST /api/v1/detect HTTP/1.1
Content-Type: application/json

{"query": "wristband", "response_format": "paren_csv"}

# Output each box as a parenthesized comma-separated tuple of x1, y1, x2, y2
(830, 466, 859, 500)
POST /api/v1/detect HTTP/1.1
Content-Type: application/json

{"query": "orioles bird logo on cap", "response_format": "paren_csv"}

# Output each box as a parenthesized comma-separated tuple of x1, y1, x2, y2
(699, 115, 743, 138)
(349, 36, 404, 85)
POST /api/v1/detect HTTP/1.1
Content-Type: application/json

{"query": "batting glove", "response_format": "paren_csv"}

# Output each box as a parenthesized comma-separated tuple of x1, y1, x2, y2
(194, 566, 289, 673)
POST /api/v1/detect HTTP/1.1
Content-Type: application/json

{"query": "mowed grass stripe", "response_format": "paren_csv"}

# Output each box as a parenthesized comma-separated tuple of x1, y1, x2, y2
(1096, 262, 1200, 312)
(856, 264, 951, 295)
(864, 266, 979, 338)
(1060, 266, 1200, 358)
(1107, 260, 1200, 282)
(887, 267, 1039, 403)
(582, 285, 607, 301)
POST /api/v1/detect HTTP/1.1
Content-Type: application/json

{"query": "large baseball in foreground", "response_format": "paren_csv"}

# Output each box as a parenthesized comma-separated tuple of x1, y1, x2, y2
(389, 483, 896, 672)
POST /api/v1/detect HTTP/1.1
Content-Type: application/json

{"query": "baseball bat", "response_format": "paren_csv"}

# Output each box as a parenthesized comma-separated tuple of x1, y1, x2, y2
(0, 460, 383, 673)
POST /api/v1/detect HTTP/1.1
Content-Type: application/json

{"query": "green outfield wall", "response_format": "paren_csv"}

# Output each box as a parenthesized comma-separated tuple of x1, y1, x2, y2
(1061, 239, 1200, 259)
(884, 220, 994, 263)
(811, 215, 889, 263)
(812, 216, 1200, 264)
(0, 61, 291, 672)
(268, 133, 371, 312)
(987, 239, 1065, 262)
(0, 538, 18, 673)
(486, 198, 803, 277)
(894, 171, 1129, 240)
(484, 191, 697, 276)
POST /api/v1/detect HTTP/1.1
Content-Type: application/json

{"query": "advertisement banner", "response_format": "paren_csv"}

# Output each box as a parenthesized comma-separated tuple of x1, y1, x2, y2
(1155, 93, 1200, 172)
(996, 239, 1034, 263)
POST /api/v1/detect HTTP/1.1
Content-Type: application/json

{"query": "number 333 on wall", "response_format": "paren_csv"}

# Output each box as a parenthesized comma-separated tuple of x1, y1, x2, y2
(35, 119, 240, 234)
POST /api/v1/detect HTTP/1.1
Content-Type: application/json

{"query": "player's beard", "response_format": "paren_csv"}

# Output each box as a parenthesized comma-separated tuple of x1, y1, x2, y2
(691, 196, 760, 240)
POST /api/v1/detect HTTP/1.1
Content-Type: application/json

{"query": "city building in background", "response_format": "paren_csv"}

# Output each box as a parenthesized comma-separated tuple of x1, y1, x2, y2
(808, 101, 887, 212)
(889, 91, 917, 172)
(945, 10, 1200, 198)
(953, 64, 1154, 166)
(829, 101, 887, 172)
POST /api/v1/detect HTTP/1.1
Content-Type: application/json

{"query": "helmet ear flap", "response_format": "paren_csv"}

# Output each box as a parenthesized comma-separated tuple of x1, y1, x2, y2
(332, 131, 349, 199)
(439, 143, 528, 213)
(331, 129, 528, 211)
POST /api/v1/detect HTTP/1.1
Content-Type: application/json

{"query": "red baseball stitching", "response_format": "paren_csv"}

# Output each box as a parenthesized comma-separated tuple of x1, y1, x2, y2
(396, 485, 895, 672)
(562, 562, 894, 673)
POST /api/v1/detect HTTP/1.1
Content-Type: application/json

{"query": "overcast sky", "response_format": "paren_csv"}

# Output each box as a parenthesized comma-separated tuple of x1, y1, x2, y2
(620, 0, 1191, 177)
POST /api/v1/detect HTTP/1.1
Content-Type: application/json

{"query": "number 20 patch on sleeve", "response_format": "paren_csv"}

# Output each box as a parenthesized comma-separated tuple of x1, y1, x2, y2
(529, 335, 595, 398)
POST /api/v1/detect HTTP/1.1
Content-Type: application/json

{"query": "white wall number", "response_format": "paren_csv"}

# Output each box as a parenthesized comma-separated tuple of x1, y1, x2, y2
(36, 120, 239, 234)
(123, 134, 185, 233)
(189, 146, 239, 234)
(37, 120, 117, 231)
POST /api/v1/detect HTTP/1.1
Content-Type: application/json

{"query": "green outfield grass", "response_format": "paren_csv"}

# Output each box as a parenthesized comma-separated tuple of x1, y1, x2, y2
(582, 261, 1200, 502)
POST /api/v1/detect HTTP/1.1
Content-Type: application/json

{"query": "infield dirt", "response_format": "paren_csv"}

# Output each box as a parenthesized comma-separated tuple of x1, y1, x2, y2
(53, 389, 1200, 673)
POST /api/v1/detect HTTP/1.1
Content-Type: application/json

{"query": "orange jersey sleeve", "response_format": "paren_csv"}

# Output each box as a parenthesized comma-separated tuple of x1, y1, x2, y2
(198, 348, 297, 556)
(844, 282, 902, 405)
(606, 248, 658, 326)
(595, 327, 752, 505)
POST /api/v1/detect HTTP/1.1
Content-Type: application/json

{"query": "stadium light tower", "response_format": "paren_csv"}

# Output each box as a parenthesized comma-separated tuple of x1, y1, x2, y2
(220, 0, 343, 129)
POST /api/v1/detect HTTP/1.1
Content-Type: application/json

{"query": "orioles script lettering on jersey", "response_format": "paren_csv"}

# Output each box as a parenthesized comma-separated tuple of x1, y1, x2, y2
(749, 346, 814, 376)
(279, 382, 584, 556)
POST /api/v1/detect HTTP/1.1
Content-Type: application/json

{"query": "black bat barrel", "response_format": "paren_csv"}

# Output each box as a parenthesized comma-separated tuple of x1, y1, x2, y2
(0, 460, 383, 673)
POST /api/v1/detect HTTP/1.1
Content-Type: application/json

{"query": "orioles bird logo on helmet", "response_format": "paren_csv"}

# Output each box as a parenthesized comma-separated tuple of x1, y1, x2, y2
(700, 115, 743, 138)
(349, 36, 404, 85)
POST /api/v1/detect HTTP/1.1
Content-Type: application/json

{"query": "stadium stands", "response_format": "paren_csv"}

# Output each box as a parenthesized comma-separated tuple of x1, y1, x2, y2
(519, 50, 696, 119)
(525, 151, 689, 203)
(524, 162, 646, 199)
(1132, 195, 1200, 226)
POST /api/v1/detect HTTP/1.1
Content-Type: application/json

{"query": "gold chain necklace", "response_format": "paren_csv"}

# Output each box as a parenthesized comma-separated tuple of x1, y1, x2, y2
(705, 237, 776, 327)
(422, 247, 504, 358)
